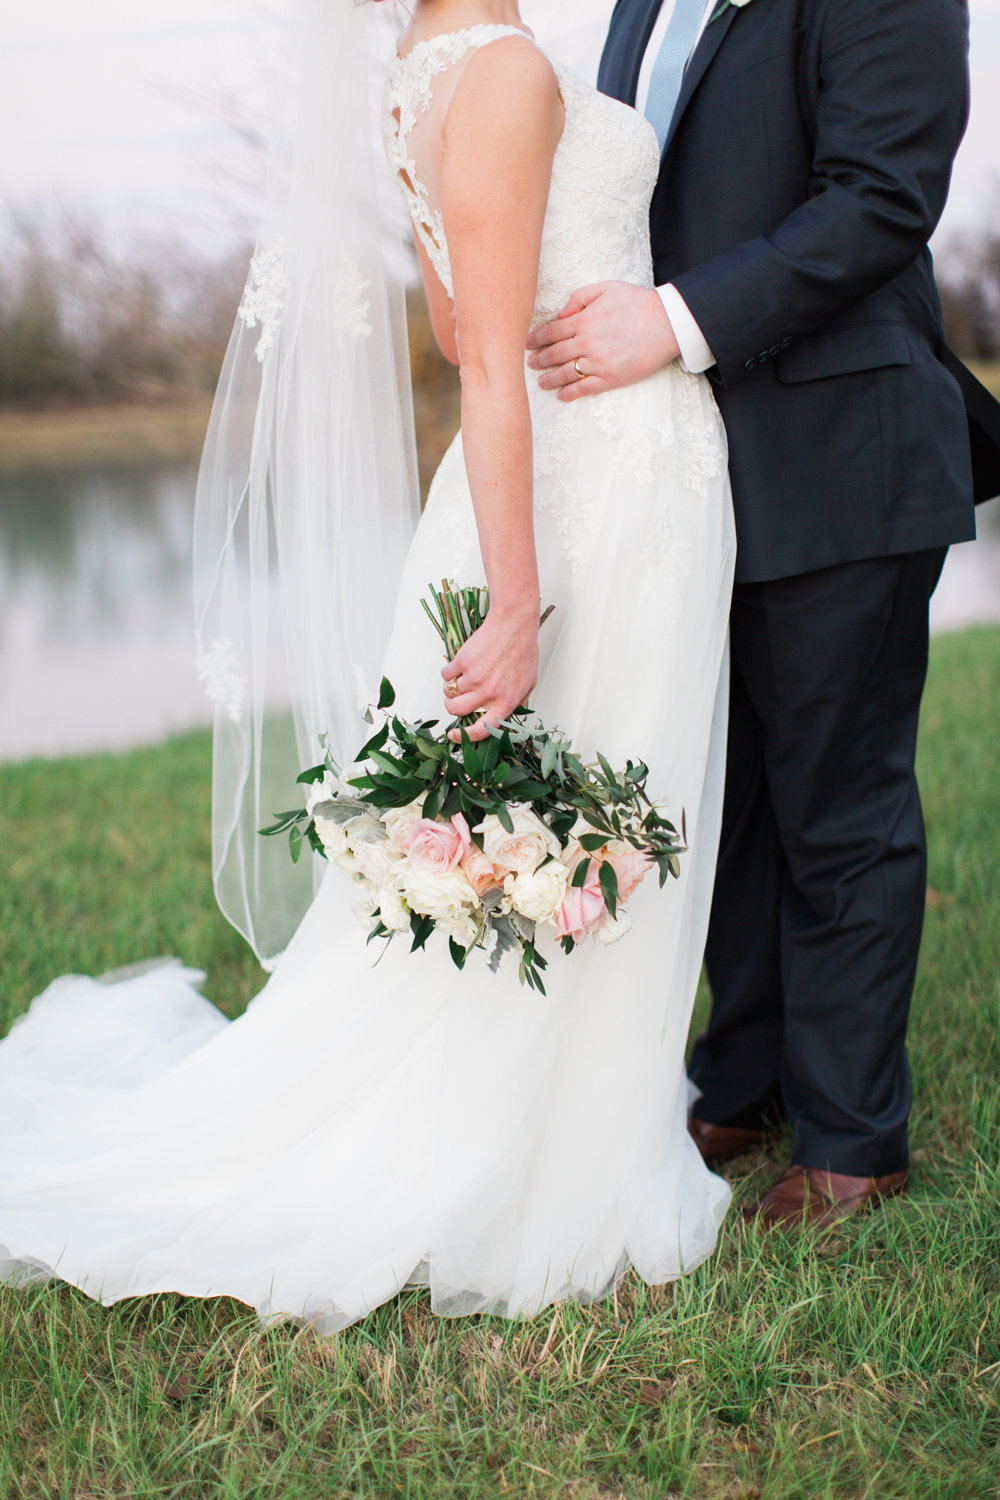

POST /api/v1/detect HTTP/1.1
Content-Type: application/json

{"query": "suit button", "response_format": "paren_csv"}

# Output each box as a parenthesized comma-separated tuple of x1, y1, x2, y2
(781, 336, 793, 349)
(758, 351, 769, 364)
(769, 344, 782, 357)
(745, 357, 757, 370)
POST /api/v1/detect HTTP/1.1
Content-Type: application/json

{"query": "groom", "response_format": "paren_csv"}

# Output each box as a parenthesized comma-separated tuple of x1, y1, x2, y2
(528, 0, 1000, 1226)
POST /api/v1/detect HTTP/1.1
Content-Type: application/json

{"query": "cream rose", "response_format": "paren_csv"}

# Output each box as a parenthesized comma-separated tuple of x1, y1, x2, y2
(476, 805, 562, 874)
(592, 908, 633, 945)
(393, 864, 477, 926)
(503, 860, 569, 925)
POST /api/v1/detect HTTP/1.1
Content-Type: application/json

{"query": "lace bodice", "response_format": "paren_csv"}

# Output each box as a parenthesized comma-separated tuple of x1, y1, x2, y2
(382, 25, 661, 326)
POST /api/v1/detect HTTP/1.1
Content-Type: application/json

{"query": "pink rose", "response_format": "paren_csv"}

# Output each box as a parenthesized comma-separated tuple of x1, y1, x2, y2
(554, 868, 607, 943)
(605, 842, 653, 901)
(399, 812, 472, 873)
(460, 843, 506, 898)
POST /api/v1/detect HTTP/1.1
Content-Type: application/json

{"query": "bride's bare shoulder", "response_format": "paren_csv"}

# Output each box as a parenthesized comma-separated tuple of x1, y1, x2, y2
(446, 33, 562, 134)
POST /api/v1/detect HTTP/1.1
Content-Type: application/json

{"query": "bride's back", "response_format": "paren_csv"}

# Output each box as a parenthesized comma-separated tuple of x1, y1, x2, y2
(383, 24, 661, 329)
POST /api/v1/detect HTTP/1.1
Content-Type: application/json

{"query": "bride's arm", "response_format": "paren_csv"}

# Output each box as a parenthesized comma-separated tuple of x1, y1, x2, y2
(436, 38, 563, 743)
(414, 237, 458, 365)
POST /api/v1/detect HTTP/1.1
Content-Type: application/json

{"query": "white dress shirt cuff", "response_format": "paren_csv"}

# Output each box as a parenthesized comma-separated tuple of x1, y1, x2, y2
(657, 283, 716, 374)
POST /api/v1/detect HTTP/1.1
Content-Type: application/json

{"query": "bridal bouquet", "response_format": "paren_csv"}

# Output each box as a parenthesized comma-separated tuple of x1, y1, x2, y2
(260, 583, 685, 991)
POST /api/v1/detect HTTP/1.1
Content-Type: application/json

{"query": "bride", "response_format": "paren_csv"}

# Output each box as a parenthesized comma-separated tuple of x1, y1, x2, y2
(0, 0, 735, 1331)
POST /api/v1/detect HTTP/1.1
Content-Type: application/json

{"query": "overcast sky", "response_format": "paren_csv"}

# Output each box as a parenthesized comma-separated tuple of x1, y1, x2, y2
(1, 0, 998, 253)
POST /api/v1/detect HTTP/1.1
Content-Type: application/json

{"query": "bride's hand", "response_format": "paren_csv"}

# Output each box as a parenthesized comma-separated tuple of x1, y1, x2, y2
(442, 608, 540, 744)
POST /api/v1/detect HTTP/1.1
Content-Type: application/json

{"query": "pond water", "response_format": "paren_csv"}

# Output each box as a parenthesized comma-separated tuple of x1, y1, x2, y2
(1, 461, 998, 761)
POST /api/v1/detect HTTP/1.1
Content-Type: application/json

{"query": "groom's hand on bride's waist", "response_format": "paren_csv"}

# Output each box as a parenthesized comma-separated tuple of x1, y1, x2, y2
(526, 283, 680, 402)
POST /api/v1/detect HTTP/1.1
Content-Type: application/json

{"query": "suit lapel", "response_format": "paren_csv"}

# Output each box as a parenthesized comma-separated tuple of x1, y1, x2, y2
(597, 0, 664, 105)
(661, 3, 740, 155)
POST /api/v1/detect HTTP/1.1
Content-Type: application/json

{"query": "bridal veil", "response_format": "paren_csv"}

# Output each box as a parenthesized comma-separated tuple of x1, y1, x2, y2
(192, 0, 420, 967)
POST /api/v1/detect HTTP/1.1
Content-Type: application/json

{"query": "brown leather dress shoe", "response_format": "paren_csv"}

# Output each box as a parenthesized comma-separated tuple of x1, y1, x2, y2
(688, 1116, 779, 1165)
(743, 1165, 909, 1229)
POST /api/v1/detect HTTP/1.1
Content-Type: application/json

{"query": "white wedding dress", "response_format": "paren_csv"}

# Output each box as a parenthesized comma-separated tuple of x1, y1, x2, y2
(0, 28, 736, 1331)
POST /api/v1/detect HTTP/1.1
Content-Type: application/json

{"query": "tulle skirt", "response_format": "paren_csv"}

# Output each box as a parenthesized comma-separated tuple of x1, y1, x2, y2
(0, 363, 736, 1331)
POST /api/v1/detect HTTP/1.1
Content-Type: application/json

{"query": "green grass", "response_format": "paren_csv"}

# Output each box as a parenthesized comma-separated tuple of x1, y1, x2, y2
(1, 627, 998, 1500)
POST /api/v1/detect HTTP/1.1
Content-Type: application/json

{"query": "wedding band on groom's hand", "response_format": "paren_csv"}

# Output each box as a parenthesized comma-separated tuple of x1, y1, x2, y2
(574, 358, 585, 380)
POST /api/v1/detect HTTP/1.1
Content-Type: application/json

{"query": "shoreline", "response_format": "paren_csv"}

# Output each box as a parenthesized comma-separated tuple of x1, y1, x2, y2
(1, 361, 993, 476)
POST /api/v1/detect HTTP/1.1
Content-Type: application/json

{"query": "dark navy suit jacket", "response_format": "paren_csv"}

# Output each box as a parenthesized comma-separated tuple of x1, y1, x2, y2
(599, 0, 1000, 583)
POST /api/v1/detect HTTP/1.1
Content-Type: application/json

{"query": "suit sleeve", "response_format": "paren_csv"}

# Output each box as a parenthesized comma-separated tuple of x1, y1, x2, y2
(670, 0, 970, 386)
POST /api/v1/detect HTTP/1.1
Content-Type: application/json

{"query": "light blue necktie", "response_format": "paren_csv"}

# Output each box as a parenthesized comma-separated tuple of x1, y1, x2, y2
(644, 0, 708, 151)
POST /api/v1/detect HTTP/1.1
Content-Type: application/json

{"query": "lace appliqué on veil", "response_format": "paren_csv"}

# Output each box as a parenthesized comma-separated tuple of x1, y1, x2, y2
(337, 256, 373, 342)
(238, 237, 289, 363)
(196, 638, 247, 726)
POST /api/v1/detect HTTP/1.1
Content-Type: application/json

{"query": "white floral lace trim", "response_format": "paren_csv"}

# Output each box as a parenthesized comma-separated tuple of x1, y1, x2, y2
(337, 256, 373, 341)
(196, 638, 247, 726)
(383, 26, 534, 300)
(237, 236, 289, 362)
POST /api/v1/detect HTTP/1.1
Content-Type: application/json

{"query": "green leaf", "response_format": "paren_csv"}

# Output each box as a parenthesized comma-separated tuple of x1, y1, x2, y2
(258, 810, 306, 837)
(599, 859, 619, 919)
(296, 763, 327, 785)
(409, 913, 434, 952)
(356, 721, 390, 759)
(368, 748, 410, 776)
(289, 823, 303, 864)
(578, 833, 608, 852)
(497, 804, 514, 835)
(422, 781, 446, 823)
(480, 733, 501, 778)
(540, 739, 557, 781)
(460, 733, 483, 780)
(448, 937, 468, 971)
(441, 783, 464, 819)
(571, 857, 592, 888)
(377, 676, 396, 710)
(597, 752, 617, 785)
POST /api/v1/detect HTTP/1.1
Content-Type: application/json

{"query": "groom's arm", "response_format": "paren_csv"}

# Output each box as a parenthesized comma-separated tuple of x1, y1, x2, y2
(674, 0, 969, 387)
(529, 0, 969, 396)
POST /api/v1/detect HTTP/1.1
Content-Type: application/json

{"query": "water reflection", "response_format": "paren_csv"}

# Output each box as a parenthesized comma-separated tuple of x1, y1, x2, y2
(0, 462, 998, 760)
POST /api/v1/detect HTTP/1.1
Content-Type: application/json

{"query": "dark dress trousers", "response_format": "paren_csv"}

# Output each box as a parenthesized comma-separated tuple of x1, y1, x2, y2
(599, 0, 1000, 1175)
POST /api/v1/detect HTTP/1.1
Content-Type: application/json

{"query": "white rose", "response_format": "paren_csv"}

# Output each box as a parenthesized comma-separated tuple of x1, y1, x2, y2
(353, 893, 378, 931)
(375, 884, 411, 934)
(592, 908, 632, 946)
(477, 804, 562, 874)
(305, 774, 340, 817)
(381, 795, 427, 852)
(437, 908, 480, 950)
(352, 838, 401, 888)
(393, 863, 477, 925)
(313, 811, 351, 857)
(503, 860, 569, 925)
(316, 810, 379, 864)
(333, 848, 365, 883)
